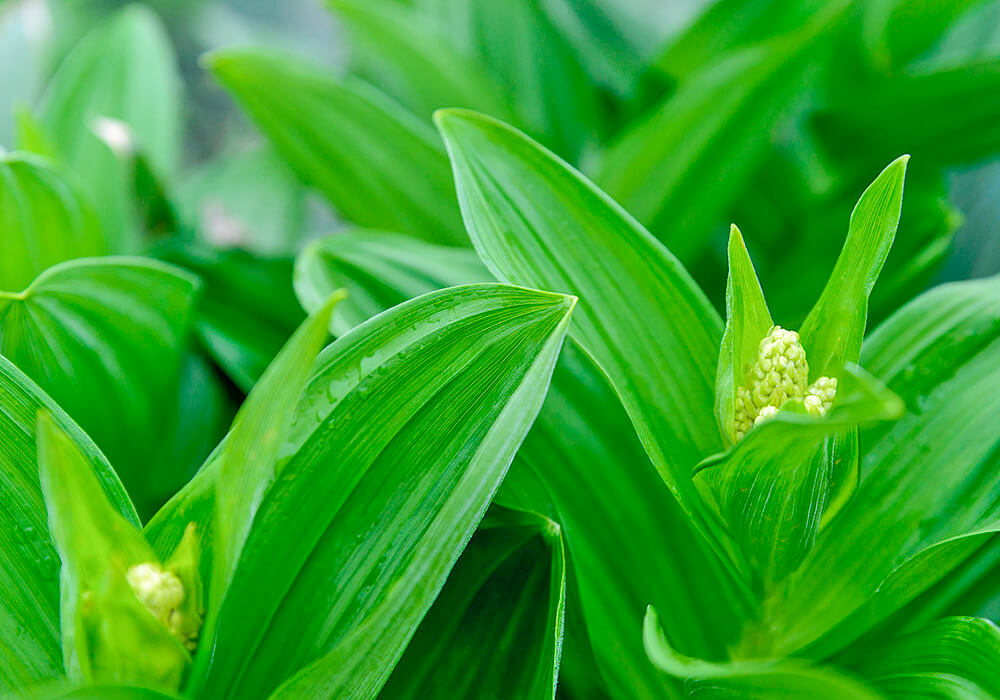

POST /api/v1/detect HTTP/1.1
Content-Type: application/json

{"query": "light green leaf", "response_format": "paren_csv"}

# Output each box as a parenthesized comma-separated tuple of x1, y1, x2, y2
(0, 257, 199, 516)
(695, 365, 903, 590)
(18, 684, 183, 699)
(861, 0, 990, 70)
(715, 224, 773, 444)
(190, 284, 574, 699)
(643, 607, 883, 700)
(800, 156, 908, 378)
(294, 230, 490, 335)
(290, 222, 745, 696)
(848, 617, 1000, 698)
(155, 241, 305, 393)
(0, 356, 137, 692)
(597, 14, 843, 259)
(175, 146, 308, 258)
(36, 414, 188, 689)
(206, 49, 467, 246)
(328, 0, 512, 122)
(38, 5, 181, 252)
(207, 291, 341, 619)
(434, 109, 742, 576)
(376, 506, 565, 700)
(0, 153, 104, 292)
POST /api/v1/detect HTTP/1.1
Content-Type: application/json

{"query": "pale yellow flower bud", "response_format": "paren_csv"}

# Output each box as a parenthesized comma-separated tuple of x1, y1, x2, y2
(126, 563, 199, 651)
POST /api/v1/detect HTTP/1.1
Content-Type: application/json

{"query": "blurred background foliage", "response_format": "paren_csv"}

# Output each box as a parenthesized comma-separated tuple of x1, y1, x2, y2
(1, 0, 999, 565)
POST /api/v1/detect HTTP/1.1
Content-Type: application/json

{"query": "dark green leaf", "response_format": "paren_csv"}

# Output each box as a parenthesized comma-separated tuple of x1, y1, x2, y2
(379, 506, 565, 700)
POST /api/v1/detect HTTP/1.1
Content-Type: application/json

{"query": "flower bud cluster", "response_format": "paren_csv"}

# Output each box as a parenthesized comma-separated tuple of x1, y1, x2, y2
(126, 563, 199, 651)
(734, 327, 837, 440)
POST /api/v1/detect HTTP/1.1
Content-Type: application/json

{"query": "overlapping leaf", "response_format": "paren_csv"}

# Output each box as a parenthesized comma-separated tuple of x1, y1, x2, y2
(186, 284, 574, 699)
(0, 258, 199, 515)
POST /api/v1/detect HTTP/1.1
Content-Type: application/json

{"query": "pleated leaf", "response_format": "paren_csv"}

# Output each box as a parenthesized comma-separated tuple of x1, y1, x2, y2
(0, 257, 199, 516)
(0, 357, 137, 692)
(0, 153, 105, 292)
(206, 49, 467, 246)
(188, 284, 574, 699)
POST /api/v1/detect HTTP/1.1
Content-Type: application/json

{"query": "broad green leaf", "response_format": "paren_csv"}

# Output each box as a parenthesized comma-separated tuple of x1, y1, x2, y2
(715, 224, 773, 444)
(643, 607, 883, 700)
(0, 356, 137, 692)
(421, 0, 601, 159)
(434, 109, 744, 577)
(155, 241, 305, 393)
(800, 156, 908, 377)
(36, 415, 188, 689)
(752, 334, 1000, 657)
(38, 5, 181, 252)
(291, 223, 744, 696)
(372, 506, 565, 700)
(597, 15, 842, 259)
(0, 153, 104, 291)
(208, 292, 341, 617)
(0, 257, 199, 516)
(206, 49, 467, 246)
(190, 284, 574, 699)
(329, 0, 512, 122)
(695, 366, 903, 590)
(174, 145, 308, 257)
(294, 230, 490, 335)
(847, 617, 1000, 698)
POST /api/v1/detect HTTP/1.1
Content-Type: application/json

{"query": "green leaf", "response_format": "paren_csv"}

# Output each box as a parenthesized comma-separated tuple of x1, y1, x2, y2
(0, 356, 137, 692)
(372, 506, 565, 700)
(36, 414, 188, 689)
(847, 617, 1000, 698)
(294, 229, 490, 335)
(715, 224, 774, 444)
(205, 49, 467, 246)
(597, 16, 842, 259)
(208, 291, 341, 617)
(21, 684, 184, 699)
(421, 0, 601, 159)
(695, 365, 903, 589)
(643, 607, 883, 700)
(799, 155, 908, 376)
(434, 109, 741, 575)
(328, 0, 513, 122)
(38, 5, 181, 252)
(155, 241, 305, 393)
(861, 0, 990, 70)
(190, 284, 574, 699)
(0, 257, 199, 516)
(0, 153, 105, 292)
(752, 330, 1000, 657)
(174, 146, 308, 257)
(291, 222, 744, 696)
